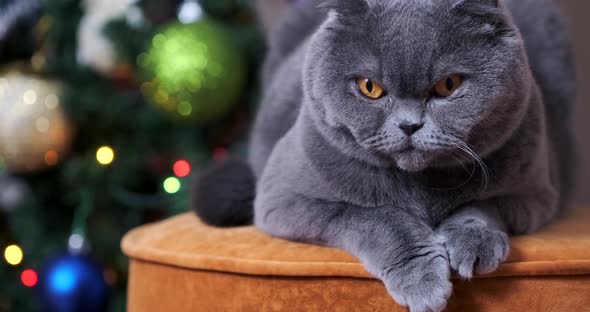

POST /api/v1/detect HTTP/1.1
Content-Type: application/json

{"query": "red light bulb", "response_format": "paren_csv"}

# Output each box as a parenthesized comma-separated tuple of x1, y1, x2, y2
(21, 269, 38, 287)
(173, 160, 191, 178)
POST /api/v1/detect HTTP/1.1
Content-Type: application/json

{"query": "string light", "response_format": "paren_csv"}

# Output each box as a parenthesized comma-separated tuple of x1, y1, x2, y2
(96, 146, 115, 165)
(21, 269, 38, 287)
(163, 177, 181, 194)
(4, 245, 23, 266)
(173, 160, 191, 178)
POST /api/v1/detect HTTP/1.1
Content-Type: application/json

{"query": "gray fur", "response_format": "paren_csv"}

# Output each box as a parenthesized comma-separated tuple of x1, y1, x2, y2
(250, 0, 576, 311)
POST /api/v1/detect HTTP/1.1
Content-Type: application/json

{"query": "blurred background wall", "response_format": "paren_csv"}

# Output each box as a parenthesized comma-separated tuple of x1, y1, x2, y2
(560, 0, 590, 205)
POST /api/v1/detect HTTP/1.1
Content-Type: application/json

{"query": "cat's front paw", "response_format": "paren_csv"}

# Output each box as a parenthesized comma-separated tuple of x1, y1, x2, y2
(438, 219, 510, 279)
(382, 246, 452, 312)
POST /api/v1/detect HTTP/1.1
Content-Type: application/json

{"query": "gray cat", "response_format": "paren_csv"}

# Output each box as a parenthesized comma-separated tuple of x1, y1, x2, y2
(193, 0, 576, 311)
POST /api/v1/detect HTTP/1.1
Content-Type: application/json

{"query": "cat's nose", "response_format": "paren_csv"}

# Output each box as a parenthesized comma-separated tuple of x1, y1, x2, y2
(398, 123, 424, 136)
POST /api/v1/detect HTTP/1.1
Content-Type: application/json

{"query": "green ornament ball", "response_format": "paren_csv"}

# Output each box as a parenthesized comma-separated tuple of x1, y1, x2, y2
(138, 20, 246, 124)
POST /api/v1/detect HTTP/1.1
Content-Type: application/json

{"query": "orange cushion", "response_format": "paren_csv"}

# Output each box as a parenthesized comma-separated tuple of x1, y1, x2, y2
(122, 206, 590, 311)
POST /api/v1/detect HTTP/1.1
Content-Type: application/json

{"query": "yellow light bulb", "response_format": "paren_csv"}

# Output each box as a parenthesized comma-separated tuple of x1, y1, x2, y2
(96, 146, 115, 165)
(4, 245, 23, 266)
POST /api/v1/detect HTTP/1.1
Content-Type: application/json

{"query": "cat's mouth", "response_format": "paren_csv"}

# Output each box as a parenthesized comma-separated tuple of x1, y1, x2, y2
(370, 138, 430, 171)
(393, 144, 429, 172)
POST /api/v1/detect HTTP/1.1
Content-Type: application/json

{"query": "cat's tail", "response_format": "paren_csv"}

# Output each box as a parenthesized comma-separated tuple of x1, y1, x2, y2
(192, 159, 255, 227)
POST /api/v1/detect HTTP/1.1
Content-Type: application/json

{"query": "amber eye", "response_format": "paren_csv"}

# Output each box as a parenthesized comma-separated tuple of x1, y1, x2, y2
(433, 75, 463, 98)
(356, 78, 385, 99)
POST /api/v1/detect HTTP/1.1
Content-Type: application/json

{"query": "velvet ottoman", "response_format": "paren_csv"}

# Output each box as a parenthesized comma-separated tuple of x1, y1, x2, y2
(122, 206, 590, 311)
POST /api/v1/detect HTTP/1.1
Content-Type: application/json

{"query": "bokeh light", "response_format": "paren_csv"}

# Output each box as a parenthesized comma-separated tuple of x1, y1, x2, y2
(44, 150, 59, 166)
(178, 0, 203, 24)
(35, 117, 51, 133)
(163, 177, 181, 194)
(4, 245, 23, 266)
(21, 269, 38, 287)
(23, 90, 37, 104)
(213, 147, 228, 161)
(68, 233, 85, 252)
(173, 160, 191, 177)
(96, 146, 115, 165)
(45, 94, 59, 109)
(103, 268, 118, 286)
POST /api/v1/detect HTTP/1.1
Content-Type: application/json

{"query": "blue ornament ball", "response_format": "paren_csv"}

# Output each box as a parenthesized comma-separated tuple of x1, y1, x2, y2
(38, 254, 110, 312)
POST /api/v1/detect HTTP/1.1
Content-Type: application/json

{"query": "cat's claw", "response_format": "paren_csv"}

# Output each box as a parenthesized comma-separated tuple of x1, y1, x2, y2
(439, 221, 510, 279)
(383, 248, 452, 312)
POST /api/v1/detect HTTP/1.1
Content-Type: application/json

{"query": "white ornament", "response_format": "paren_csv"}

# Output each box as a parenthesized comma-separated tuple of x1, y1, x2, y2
(76, 0, 140, 75)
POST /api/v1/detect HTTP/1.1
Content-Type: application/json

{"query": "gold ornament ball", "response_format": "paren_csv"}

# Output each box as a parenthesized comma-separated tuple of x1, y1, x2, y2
(0, 70, 72, 173)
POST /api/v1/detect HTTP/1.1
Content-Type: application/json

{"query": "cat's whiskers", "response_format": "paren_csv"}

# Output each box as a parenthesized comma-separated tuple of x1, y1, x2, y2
(421, 134, 489, 191)
(361, 132, 391, 148)
(362, 133, 408, 151)
(428, 149, 477, 191)
(412, 139, 479, 190)
(454, 142, 489, 191)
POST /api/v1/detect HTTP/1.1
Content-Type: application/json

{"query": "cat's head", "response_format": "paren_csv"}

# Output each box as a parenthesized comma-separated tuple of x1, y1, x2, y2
(304, 0, 532, 172)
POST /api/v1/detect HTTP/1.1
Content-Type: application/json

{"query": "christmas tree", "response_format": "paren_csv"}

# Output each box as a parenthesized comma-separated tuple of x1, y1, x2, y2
(0, 0, 264, 311)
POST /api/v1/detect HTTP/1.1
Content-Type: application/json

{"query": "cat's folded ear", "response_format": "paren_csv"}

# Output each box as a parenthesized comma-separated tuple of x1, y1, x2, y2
(318, 0, 370, 17)
(451, 0, 514, 38)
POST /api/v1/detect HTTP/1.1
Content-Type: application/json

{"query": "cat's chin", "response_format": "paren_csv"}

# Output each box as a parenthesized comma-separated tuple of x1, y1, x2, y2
(394, 151, 429, 172)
